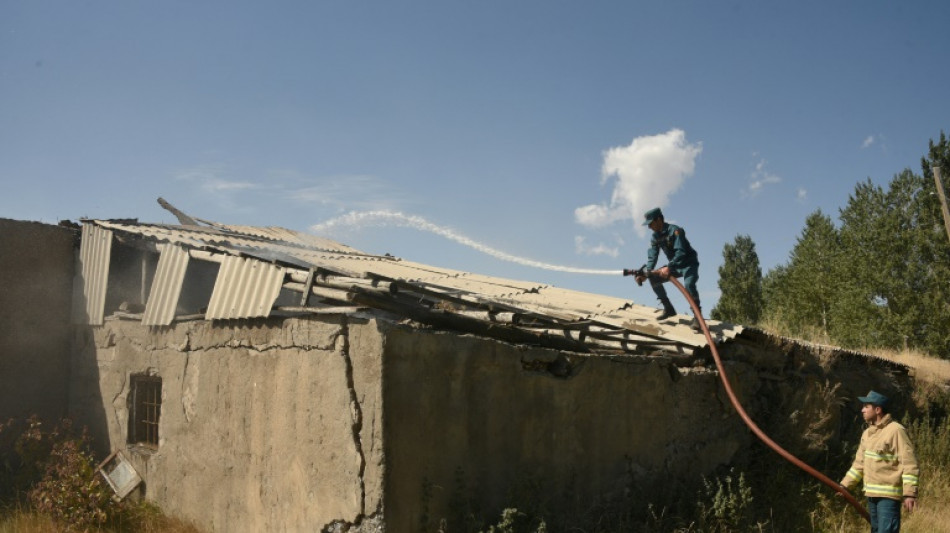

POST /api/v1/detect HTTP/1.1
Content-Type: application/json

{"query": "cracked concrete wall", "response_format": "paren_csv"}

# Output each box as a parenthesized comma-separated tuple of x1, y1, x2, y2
(0, 219, 75, 422)
(381, 327, 753, 531)
(68, 315, 384, 532)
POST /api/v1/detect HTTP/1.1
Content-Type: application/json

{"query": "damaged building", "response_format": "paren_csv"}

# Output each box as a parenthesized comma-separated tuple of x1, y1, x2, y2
(0, 205, 910, 532)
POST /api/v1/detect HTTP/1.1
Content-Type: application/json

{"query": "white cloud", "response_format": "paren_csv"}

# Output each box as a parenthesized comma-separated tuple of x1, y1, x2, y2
(574, 235, 620, 258)
(284, 174, 403, 211)
(174, 164, 226, 183)
(574, 129, 702, 238)
(173, 164, 404, 212)
(797, 187, 808, 201)
(743, 157, 781, 197)
(173, 164, 259, 195)
(204, 180, 257, 192)
(862, 135, 875, 149)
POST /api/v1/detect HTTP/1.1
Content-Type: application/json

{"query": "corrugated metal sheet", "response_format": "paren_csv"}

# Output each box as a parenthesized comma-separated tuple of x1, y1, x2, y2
(206, 223, 364, 254)
(504, 286, 631, 318)
(142, 244, 190, 326)
(205, 256, 285, 320)
(72, 223, 113, 325)
(82, 218, 745, 351)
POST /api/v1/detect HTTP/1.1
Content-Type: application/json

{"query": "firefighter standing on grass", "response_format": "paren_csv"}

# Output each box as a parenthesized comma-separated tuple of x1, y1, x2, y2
(840, 390, 919, 533)
(630, 207, 702, 331)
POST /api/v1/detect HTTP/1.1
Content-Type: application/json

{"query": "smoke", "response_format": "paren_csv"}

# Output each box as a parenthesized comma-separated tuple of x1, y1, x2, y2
(574, 129, 702, 238)
(310, 211, 620, 275)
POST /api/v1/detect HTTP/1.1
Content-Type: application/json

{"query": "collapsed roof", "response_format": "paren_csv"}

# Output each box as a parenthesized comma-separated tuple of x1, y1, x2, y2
(68, 200, 914, 377)
(71, 203, 748, 359)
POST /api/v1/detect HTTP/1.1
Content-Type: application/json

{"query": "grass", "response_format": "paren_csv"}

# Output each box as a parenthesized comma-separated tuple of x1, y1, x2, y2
(865, 347, 950, 384)
(0, 505, 203, 533)
(751, 323, 950, 532)
(0, 509, 57, 533)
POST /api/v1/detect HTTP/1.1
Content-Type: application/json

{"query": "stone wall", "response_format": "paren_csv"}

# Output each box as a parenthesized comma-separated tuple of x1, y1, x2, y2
(0, 219, 75, 422)
(381, 326, 756, 531)
(69, 314, 384, 532)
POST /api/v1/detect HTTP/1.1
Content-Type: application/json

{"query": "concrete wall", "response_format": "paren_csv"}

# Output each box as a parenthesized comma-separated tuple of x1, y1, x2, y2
(381, 326, 757, 531)
(0, 219, 75, 422)
(67, 306, 910, 532)
(69, 315, 384, 532)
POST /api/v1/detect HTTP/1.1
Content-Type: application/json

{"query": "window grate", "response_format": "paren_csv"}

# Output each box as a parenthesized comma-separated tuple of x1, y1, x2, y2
(128, 375, 162, 448)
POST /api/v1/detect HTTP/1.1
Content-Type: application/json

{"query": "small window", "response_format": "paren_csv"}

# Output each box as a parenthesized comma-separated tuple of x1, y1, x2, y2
(128, 375, 162, 448)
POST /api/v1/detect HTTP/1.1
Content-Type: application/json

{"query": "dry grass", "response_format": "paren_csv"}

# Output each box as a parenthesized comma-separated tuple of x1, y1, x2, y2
(864, 347, 950, 385)
(0, 509, 58, 533)
(0, 506, 203, 533)
(755, 319, 950, 385)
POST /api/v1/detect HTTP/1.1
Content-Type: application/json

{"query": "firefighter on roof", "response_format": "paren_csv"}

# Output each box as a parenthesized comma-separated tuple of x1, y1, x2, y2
(635, 207, 702, 331)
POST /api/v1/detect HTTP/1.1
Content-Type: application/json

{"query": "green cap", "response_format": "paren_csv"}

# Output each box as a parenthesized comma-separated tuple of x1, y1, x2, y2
(857, 390, 890, 407)
(642, 207, 663, 226)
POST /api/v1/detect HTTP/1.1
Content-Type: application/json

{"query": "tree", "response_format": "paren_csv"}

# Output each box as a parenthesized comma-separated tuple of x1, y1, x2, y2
(762, 210, 841, 338)
(711, 235, 763, 324)
(760, 132, 950, 358)
(831, 178, 898, 348)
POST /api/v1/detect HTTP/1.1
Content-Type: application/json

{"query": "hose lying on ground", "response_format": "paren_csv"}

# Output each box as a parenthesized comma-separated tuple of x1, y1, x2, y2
(664, 275, 870, 523)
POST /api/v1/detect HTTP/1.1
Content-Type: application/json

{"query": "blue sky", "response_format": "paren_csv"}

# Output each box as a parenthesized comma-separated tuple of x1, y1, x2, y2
(2, 1, 948, 312)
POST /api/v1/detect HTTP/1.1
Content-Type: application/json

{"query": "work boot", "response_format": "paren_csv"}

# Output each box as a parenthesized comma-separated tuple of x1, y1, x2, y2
(657, 300, 676, 320)
(690, 309, 703, 332)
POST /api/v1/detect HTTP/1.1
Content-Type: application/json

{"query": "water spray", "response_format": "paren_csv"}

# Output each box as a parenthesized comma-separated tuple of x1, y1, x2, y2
(311, 211, 621, 276)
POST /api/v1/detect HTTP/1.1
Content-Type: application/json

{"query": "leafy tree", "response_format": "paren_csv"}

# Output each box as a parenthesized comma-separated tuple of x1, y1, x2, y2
(760, 132, 950, 358)
(761, 263, 790, 325)
(711, 235, 763, 324)
(916, 132, 950, 356)
(831, 178, 900, 348)
(762, 210, 841, 337)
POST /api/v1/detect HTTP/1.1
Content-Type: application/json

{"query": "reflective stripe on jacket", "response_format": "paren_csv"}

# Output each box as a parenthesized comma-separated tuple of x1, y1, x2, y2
(840, 414, 919, 500)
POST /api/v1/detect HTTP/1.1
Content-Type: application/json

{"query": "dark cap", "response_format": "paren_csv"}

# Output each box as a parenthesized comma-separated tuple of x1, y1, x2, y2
(642, 207, 663, 226)
(857, 390, 890, 407)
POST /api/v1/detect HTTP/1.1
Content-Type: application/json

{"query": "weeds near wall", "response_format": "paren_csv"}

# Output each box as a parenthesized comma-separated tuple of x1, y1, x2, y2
(481, 508, 547, 533)
(0, 416, 202, 533)
(27, 422, 113, 529)
(696, 469, 756, 532)
(0, 416, 114, 530)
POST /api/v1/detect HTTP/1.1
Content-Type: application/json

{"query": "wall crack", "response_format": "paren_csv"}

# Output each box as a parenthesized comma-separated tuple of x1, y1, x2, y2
(339, 316, 367, 523)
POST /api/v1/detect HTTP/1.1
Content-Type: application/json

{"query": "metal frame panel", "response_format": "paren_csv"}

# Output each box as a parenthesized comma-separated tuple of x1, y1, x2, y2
(142, 244, 190, 326)
(205, 256, 285, 319)
(72, 223, 113, 325)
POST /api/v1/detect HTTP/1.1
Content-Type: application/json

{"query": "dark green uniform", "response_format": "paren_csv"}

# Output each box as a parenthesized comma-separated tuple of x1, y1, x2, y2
(644, 222, 701, 309)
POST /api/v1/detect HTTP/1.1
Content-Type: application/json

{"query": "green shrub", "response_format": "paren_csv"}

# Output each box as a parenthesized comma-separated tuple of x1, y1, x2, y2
(480, 508, 547, 533)
(26, 419, 115, 531)
(696, 469, 756, 532)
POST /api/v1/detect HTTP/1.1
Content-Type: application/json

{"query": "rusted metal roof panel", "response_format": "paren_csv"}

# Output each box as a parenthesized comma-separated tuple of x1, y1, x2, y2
(142, 244, 190, 326)
(205, 256, 285, 320)
(72, 223, 113, 325)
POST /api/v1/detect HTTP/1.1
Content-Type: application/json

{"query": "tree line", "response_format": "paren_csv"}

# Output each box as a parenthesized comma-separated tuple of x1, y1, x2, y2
(712, 132, 950, 359)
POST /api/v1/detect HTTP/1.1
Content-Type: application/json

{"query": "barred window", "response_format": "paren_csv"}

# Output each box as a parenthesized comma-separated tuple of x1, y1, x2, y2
(128, 375, 162, 448)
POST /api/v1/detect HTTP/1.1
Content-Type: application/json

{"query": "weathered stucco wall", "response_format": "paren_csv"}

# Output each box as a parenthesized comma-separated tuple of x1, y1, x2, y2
(67, 308, 910, 532)
(69, 315, 384, 532)
(0, 219, 75, 422)
(381, 326, 758, 531)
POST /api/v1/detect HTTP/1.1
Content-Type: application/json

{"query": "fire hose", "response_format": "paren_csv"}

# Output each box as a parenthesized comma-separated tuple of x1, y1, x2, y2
(633, 271, 870, 523)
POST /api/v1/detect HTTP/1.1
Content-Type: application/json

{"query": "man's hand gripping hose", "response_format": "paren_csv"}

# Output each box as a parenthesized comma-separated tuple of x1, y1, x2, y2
(624, 271, 870, 523)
